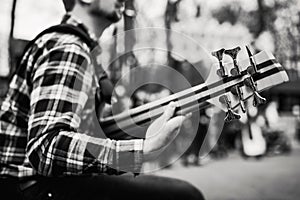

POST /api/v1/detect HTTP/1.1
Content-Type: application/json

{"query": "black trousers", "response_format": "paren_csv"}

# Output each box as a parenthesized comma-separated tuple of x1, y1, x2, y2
(0, 174, 204, 200)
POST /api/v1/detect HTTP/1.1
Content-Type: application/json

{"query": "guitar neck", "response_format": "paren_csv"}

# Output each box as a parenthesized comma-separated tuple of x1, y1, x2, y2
(99, 50, 289, 139)
(100, 82, 211, 138)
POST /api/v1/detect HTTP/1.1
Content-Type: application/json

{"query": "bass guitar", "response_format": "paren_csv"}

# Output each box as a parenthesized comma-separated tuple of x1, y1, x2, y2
(99, 46, 289, 140)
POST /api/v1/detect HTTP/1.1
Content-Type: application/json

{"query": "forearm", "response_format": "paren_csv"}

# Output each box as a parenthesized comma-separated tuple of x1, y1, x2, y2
(27, 128, 144, 176)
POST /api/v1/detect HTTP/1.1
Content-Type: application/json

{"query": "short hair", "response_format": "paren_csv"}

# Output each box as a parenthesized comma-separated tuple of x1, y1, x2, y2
(62, 0, 76, 12)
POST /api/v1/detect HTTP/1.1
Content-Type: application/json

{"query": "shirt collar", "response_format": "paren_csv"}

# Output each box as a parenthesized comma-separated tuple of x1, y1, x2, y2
(61, 13, 98, 44)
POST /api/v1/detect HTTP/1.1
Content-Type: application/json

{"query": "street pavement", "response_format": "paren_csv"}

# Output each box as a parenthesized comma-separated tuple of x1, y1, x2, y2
(154, 145, 300, 200)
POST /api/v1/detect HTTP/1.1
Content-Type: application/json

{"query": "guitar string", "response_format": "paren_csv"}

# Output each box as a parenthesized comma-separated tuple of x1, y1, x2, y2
(101, 58, 278, 126)
(103, 65, 284, 134)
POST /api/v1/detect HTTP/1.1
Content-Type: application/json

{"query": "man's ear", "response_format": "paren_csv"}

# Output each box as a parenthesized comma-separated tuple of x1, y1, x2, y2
(63, 0, 76, 12)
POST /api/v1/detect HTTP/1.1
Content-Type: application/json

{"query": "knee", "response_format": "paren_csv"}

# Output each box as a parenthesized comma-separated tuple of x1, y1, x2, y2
(173, 179, 205, 200)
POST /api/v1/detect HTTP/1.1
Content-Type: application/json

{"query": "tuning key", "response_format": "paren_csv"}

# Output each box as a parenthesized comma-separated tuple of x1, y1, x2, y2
(253, 91, 267, 107)
(244, 77, 266, 107)
(212, 48, 227, 78)
(230, 86, 246, 113)
(224, 47, 241, 76)
(244, 46, 266, 107)
(219, 95, 241, 122)
(246, 45, 258, 74)
(225, 109, 242, 122)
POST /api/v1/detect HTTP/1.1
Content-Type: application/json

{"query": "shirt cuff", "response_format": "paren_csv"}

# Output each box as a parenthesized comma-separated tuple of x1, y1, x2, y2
(112, 139, 144, 173)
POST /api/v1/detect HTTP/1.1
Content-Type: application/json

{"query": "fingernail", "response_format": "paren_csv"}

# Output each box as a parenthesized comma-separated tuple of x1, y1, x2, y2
(171, 101, 179, 108)
(168, 102, 174, 109)
(111, 97, 118, 104)
(185, 113, 192, 118)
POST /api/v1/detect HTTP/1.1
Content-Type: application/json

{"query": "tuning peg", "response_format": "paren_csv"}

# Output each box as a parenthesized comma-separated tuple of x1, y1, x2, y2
(225, 109, 242, 122)
(212, 48, 227, 78)
(244, 77, 267, 107)
(253, 91, 267, 107)
(246, 45, 258, 74)
(219, 95, 241, 122)
(230, 86, 246, 113)
(224, 47, 241, 76)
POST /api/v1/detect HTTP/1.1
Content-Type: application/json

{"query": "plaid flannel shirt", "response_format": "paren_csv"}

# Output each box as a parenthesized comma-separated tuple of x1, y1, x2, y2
(0, 14, 143, 178)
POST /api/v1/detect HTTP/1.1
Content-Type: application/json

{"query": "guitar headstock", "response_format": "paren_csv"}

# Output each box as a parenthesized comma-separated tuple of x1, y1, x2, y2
(206, 45, 289, 122)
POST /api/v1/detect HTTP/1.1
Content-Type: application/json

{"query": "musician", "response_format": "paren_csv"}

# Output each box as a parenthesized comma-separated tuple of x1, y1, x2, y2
(0, 0, 204, 199)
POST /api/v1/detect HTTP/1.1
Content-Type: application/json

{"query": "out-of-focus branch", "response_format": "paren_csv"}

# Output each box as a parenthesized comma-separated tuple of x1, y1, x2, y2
(0, 0, 15, 77)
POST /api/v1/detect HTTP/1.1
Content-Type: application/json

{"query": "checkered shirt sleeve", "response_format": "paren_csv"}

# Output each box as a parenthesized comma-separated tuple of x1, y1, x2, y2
(26, 43, 144, 176)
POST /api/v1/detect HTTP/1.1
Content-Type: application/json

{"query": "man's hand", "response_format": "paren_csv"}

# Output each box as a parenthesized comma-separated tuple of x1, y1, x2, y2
(143, 102, 191, 159)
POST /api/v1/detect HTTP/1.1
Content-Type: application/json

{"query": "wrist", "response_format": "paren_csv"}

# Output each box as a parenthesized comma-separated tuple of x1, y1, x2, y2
(143, 138, 164, 162)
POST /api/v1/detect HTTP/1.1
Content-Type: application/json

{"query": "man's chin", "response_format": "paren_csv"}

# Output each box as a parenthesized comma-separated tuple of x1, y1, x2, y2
(90, 9, 122, 23)
(105, 12, 122, 23)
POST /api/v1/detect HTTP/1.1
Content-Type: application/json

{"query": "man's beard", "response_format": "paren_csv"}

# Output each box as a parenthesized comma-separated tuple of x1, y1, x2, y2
(105, 12, 122, 23)
(89, 6, 122, 23)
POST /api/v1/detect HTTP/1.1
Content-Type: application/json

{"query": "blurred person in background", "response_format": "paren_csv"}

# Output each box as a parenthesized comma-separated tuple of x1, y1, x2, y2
(0, 0, 204, 199)
(181, 109, 210, 166)
(262, 101, 292, 156)
(0, 1, 12, 98)
(293, 105, 300, 143)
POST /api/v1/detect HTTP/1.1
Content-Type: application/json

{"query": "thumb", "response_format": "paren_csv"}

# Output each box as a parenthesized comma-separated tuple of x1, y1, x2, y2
(166, 112, 192, 133)
(163, 102, 177, 121)
(166, 116, 186, 133)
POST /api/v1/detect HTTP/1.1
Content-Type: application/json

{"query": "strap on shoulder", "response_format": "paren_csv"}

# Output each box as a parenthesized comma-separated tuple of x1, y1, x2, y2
(22, 24, 97, 57)
(20, 24, 114, 105)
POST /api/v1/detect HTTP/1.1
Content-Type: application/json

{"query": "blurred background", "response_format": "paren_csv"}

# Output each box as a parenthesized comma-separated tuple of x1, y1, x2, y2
(1, 0, 300, 199)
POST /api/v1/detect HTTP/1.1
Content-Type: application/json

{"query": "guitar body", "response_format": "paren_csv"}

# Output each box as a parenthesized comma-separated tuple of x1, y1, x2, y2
(241, 121, 266, 157)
